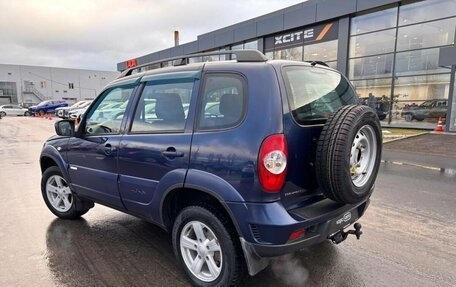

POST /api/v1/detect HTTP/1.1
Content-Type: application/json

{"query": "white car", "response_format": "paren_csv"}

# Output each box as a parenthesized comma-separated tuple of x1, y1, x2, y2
(56, 100, 92, 118)
(0, 104, 31, 117)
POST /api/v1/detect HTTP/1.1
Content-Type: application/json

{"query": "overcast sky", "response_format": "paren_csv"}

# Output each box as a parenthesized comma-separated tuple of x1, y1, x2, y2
(0, 0, 305, 71)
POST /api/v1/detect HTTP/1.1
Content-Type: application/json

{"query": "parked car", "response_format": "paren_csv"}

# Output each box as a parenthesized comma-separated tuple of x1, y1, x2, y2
(359, 96, 389, 120)
(40, 50, 382, 286)
(401, 99, 448, 121)
(29, 100, 68, 115)
(0, 104, 31, 117)
(56, 100, 92, 118)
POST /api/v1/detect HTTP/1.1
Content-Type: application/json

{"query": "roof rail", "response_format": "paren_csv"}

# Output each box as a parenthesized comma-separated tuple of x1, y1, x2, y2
(118, 50, 268, 78)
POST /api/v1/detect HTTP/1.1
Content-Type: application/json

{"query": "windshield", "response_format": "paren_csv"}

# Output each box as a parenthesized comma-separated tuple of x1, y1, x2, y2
(283, 66, 358, 125)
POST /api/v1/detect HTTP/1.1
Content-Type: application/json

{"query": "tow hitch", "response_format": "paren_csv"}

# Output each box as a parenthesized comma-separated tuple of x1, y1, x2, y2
(330, 223, 362, 244)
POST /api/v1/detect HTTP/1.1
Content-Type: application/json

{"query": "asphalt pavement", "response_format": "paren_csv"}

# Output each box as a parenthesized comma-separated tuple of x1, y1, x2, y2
(0, 117, 455, 287)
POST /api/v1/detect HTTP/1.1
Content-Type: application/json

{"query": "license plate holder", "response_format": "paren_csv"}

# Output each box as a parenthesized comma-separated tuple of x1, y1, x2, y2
(328, 208, 359, 234)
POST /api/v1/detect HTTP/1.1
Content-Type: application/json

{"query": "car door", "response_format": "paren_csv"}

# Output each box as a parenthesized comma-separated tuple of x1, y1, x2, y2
(66, 83, 137, 208)
(117, 71, 199, 218)
(11, 105, 22, 115)
(2, 105, 12, 115)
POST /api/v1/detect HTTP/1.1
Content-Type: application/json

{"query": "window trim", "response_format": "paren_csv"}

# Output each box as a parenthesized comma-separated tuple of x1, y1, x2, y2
(78, 83, 137, 137)
(127, 79, 196, 135)
(195, 72, 249, 132)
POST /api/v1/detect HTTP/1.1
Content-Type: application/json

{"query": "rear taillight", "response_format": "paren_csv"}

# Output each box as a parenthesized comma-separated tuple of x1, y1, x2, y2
(258, 134, 288, 192)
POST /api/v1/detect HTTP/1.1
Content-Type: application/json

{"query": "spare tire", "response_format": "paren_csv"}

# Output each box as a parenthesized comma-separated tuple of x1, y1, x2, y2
(316, 105, 382, 204)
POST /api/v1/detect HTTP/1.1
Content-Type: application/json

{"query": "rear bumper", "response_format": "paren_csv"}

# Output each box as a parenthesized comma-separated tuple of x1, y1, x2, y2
(233, 198, 370, 275)
(255, 199, 368, 257)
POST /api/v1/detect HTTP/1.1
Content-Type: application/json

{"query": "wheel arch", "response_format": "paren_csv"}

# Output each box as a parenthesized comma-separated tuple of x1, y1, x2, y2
(160, 186, 243, 238)
(40, 147, 70, 182)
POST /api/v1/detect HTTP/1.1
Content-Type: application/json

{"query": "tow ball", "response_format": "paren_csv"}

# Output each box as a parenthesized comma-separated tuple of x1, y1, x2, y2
(330, 223, 363, 244)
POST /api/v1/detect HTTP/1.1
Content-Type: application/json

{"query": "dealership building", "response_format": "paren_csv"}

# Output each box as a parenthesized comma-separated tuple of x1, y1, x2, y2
(0, 64, 119, 107)
(117, 0, 456, 132)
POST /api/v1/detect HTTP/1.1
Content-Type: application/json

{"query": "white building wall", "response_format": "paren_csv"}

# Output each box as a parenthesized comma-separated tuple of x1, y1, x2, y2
(0, 64, 119, 105)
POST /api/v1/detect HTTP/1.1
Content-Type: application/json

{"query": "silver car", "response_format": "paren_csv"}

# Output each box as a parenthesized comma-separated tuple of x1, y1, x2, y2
(0, 104, 31, 117)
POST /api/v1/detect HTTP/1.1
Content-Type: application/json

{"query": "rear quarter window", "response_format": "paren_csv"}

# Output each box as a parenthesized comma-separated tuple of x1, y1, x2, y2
(283, 66, 358, 125)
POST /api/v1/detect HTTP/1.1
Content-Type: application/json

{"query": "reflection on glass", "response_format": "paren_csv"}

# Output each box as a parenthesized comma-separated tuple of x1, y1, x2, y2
(451, 69, 456, 131)
(395, 48, 452, 76)
(231, 44, 243, 51)
(399, 0, 456, 26)
(274, 47, 303, 61)
(265, 51, 274, 60)
(352, 78, 392, 98)
(283, 66, 358, 125)
(188, 57, 203, 64)
(244, 40, 258, 50)
(351, 6, 398, 35)
(219, 47, 228, 61)
(350, 29, 396, 58)
(304, 40, 338, 62)
(390, 99, 448, 126)
(349, 54, 394, 79)
(394, 74, 451, 102)
(397, 17, 456, 51)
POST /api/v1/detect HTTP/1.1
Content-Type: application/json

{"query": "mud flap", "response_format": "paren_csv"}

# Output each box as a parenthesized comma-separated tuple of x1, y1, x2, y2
(239, 237, 270, 276)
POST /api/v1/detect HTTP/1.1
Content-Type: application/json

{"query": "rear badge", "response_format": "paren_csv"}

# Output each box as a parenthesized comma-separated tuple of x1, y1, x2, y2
(336, 212, 352, 225)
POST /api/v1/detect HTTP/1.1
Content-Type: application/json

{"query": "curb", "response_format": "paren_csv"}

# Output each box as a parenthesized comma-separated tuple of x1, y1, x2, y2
(430, 131, 456, 136)
(383, 131, 429, 144)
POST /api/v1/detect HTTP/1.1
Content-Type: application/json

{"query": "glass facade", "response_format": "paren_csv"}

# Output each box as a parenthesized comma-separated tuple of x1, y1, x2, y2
(450, 68, 456, 132)
(349, 0, 456, 128)
(134, 0, 456, 131)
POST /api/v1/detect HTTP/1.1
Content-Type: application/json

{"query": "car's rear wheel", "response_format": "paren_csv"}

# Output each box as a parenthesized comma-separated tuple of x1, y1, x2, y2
(0, 111, 6, 117)
(24, 111, 31, 116)
(172, 205, 245, 287)
(41, 166, 93, 219)
(404, 114, 413, 121)
(316, 105, 382, 204)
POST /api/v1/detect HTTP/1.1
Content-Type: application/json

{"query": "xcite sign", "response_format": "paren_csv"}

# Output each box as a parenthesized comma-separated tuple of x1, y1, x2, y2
(265, 21, 338, 51)
(274, 29, 314, 45)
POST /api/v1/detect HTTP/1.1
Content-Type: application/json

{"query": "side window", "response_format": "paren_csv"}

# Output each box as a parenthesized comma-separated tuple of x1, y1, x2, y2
(130, 81, 194, 133)
(198, 74, 246, 130)
(85, 85, 135, 135)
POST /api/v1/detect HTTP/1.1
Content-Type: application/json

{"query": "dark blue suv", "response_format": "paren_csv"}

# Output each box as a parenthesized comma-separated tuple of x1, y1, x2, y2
(40, 50, 382, 286)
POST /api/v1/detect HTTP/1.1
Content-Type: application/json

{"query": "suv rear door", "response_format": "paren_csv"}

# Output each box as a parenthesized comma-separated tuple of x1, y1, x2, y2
(66, 83, 137, 208)
(117, 71, 199, 218)
(279, 64, 359, 208)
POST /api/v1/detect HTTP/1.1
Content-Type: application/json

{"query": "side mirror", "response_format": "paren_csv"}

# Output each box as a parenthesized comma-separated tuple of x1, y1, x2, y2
(54, 120, 74, 136)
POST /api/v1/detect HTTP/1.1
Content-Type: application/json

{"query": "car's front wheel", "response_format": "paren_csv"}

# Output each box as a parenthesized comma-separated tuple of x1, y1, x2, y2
(41, 166, 93, 219)
(172, 205, 245, 287)
(0, 111, 6, 117)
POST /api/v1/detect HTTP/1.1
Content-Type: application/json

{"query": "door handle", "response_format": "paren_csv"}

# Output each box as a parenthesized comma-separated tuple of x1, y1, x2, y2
(162, 147, 184, 158)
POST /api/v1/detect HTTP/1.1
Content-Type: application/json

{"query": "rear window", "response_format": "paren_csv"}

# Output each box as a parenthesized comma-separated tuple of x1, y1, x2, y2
(283, 66, 358, 125)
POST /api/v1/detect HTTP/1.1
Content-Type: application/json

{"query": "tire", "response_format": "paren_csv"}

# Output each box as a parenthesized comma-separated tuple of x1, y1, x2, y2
(404, 114, 413, 122)
(172, 205, 246, 287)
(316, 105, 382, 204)
(0, 111, 6, 117)
(39, 109, 46, 116)
(24, 111, 31, 116)
(41, 166, 93, 219)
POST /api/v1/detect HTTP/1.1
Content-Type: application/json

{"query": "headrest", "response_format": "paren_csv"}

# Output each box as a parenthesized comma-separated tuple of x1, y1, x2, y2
(154, 93, 185, 121)
(219, 94, 242, 119)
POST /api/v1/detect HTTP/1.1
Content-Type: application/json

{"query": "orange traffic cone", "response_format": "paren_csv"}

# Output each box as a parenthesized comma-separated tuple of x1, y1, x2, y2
(434, 117, 444, 132)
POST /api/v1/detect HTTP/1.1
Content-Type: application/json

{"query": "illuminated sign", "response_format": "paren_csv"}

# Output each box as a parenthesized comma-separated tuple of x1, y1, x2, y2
(126, 59, 137, 68)
(265, 22, 338, 51)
